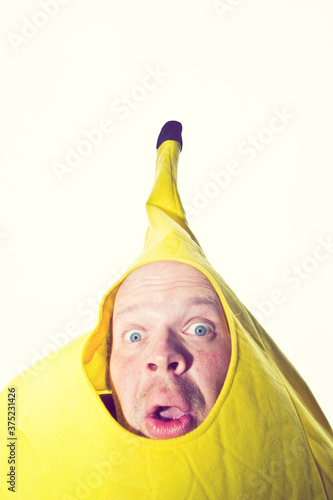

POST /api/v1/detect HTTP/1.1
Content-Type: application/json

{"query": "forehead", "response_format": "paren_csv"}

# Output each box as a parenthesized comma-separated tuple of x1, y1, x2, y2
(113, 261, 222, 316)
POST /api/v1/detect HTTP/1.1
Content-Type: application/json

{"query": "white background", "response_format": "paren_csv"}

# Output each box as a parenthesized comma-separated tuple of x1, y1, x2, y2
(1, 0, 332, 425)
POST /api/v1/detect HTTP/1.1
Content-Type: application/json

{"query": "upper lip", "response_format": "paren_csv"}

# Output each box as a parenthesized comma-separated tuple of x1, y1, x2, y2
(145, 393, 191, 417)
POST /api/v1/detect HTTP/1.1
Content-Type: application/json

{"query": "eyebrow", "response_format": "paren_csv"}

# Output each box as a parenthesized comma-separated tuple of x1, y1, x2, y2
(114, 303, 141, 319)
(189, 295, 221, 309)
(114, 294, 221, 320)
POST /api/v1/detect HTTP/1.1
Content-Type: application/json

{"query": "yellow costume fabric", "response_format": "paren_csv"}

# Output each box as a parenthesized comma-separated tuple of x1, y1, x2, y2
(1, 133, 333, 499)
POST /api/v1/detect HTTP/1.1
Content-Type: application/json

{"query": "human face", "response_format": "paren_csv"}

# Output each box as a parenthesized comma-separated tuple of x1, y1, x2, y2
(110, 261, 231, 439)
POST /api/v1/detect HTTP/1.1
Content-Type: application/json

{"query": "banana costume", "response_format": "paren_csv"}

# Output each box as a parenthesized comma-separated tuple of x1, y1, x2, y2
(1, 122, 332, 499)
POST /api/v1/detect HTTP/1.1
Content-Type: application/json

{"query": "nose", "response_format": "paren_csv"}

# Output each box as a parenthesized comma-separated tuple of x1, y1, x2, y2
(145, 334, 187, 375)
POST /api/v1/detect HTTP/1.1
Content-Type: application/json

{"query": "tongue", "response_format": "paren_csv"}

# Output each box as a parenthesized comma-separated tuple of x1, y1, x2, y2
(159, 407, 185, 419)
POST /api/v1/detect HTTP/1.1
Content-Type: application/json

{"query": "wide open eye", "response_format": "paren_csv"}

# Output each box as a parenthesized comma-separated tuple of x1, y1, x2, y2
(185, 322, 212, 336)
(124, 330, 146, 343)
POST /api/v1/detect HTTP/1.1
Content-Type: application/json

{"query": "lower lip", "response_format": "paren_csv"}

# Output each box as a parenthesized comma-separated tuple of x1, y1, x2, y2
(145, 413, 195, 439)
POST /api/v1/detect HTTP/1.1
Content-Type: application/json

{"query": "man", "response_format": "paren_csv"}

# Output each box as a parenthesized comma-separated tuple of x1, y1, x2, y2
(1, 122, 332, 499)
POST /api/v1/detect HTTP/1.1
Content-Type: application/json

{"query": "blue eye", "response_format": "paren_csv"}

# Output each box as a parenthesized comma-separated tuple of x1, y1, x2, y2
(125, 330, 145, 343)
(129, 331, 142, 342)
(186, 323, 210, 336)
(194, 324, 207, 336)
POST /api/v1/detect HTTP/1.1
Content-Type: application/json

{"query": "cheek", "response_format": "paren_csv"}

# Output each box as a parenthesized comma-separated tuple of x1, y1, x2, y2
(111, 353, 133, 392)
(110, 351, 144, 405)
(193, 347, 231, 392)
(194, 349, 225, 373)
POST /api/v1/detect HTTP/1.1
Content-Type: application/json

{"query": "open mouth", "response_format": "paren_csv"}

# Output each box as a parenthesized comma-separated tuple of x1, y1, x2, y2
(145, 405, 195, 439)
(151, 406, 186, 421)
